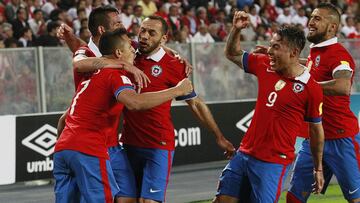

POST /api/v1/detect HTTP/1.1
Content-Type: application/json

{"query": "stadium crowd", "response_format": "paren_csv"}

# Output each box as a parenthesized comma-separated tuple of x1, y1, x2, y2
(0, 0, 359, 48)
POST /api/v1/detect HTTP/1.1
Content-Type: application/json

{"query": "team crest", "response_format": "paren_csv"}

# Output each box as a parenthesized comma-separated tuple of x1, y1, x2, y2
(151, 65, 162, 77)
(275, 80, 286, 91)
(315, 55, 320, 67)
(293, 82, 304, 93)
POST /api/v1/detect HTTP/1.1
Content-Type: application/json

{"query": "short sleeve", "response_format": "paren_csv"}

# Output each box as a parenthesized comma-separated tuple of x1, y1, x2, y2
(108, 71, 135, 98)
(328, 50, 354, 78)
(304, 81, 323, 123)
(243, 52, 270, 76)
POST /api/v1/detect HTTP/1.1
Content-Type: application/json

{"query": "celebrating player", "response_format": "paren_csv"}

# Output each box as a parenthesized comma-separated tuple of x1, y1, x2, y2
(213, 11, 325, 203)
(53, 28, 193, 203)
(287, 3, 360, 203)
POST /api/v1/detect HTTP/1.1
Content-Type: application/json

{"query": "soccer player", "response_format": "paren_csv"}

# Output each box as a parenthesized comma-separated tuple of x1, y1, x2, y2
(53, 28, 193, 203)
(213, 11, 325, 203)
(286, 3, 360, 203)
(74, 16, 236, 203)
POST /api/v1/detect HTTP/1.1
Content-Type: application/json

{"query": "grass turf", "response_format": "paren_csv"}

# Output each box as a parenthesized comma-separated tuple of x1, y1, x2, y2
(190, 184, 347, 203)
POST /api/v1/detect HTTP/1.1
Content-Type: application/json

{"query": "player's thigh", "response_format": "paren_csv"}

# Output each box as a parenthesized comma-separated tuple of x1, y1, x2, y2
(140, 148, 174, 202)
(216, 152, 251, 202)
(326, 135, 360, 201)
(109, 145, 137, 198)
(248, 156, 290, 203)
(53, 151, 81, 203)
(69, 151, 119, 203)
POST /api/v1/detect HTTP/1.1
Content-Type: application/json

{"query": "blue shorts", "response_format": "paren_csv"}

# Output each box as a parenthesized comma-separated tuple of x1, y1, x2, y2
(216, 151, 290, 203)
(124, 145, 174, 202)
(53, 150, 119, 203)
(108, 145, 137, 198)
(288, 133, 360, 202)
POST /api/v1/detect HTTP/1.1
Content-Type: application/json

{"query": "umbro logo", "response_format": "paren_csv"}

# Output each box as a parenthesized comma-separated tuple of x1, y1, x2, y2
(22, 124, 57, 157)
(236, 110, 254, 133)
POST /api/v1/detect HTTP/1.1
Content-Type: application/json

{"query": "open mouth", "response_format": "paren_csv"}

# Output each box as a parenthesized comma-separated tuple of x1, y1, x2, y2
(309, 27, 316, 34)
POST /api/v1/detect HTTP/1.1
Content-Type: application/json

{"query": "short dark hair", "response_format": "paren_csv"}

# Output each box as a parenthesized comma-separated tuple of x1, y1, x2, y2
(145, 15, 168, 35)
(33, 9, 42, 15)
(47, 21, 60, 33)
(317, 3, 341, 24)
(275, 25, 305, 53)
(88, 5, 119, 36)
(99, 28, 128, 55)
(20, 27, 31, 37)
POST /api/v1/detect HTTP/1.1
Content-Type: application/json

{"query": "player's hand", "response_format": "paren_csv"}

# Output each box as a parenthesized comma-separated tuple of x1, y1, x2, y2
(122, 61, 150, 89)
(216, 136, 236, 159)
(232, 11, 250, 30)
(312, 170, 324, 194)
(57, 23, 74, 40)
(253, 45, 268, 54)
(175, 78, 193, 96)
(174, 53, 193, 77)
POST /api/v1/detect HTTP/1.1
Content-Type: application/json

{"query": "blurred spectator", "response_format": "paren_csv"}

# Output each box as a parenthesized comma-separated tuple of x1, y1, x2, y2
(80, 18, 88, 28)
(189, 0, 208, 9)
(182, 6, 197, 35)
(259, 8, 271, 28)
(163, 0, 180, 14)
(36, 21, 62, 46)
(42, 0, 59, 17)
(0, 39, 4, 48)
(167, 5, 182, 34)
(92, 0, 103, 9)
(128, 22, 139, 41)
(84, 0, 92, 17)
(264, 0, 278, 22)
(11, 7, 30, 39)
(192, 24, 214, 43)
(1, 23, 14, 39)
(67, 0, 86, 20)
(292, 7, 308, 28)
(249, 5, 261, 28)
(73, 8, 87, 35)
(208, 23, 222, 42)
(276, 6, 291, 25)
(132, 5, 144, 25)
(28, 8, 45, 37)
(174, 26, 192, 43)
(196, 6, 209, 26)
(4, 37, 20, 47)
(137, 0, 157, 17)
(18, 27, 33, 47)
(342, 16, 356, 38)
(237, 0, 253, 10)
(121, 4, 133, 30)
(5, 0, 20, 22)
(112, 0, 125, 12)
(79, 26, 91, 42)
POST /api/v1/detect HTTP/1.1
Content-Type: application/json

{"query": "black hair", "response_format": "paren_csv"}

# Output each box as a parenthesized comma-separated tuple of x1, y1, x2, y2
(20, 27, 31, 37)
(88, 5, 119, 36)
(145, 15, 168, 35)
(99, 28, 128, 55)
(317, 3, 341, 24)
(47, 21, 60, 33)
(33, 9, 42, 15)
(275, 25, 305, 53)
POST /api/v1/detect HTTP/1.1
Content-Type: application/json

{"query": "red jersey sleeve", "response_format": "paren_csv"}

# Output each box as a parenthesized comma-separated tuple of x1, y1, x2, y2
(304, 80, 323, 123)
(242, 52, 270, 76)
(107, 70, 135, 98)
(328, 50, 355, 78)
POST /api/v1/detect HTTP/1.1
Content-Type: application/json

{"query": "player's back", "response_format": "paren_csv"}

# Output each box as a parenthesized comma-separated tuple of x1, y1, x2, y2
(55, 68, 132, 159)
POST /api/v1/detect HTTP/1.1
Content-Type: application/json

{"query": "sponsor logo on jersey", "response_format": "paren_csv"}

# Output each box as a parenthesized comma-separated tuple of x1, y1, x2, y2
(275, 80, 286, 91)
(315, 55, 320, 67)
(293, 82, 304, 93)
(151, 65, 162, 77)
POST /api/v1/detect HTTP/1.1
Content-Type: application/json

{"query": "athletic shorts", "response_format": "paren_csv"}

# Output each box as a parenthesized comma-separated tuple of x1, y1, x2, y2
(53, 150, 119, 203)
(108, 145, 137, 198)
(124, 145, 174, 202)
(216, 151, 290, 203)
(288, 133, 360, 202)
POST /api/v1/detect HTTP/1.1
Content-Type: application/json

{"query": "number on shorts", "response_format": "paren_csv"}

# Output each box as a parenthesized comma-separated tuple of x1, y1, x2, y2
(69, 79, 91, 115)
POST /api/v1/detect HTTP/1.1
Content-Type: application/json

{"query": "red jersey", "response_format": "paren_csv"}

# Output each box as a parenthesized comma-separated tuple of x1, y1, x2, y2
(121, 48, 196, 150)
(300, 38, 359, 139)
(55, 69, 134, 159)
(239, 53, 323, 165)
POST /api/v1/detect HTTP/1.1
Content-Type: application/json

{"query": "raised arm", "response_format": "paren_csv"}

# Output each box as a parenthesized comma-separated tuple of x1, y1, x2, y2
(309, 122, 325, 194)
(117, 78, 193, 111)
(186, 97, 236, 159)
(57, 23, 86, 53)
(225, 11, 250, 69)
(317, 70, 352, 96)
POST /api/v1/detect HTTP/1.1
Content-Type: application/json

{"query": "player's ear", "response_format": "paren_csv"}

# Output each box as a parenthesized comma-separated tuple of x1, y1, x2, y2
(160, 34, 168, 45)
(114, 49, 122, 58)
(98, 26, 106, 35)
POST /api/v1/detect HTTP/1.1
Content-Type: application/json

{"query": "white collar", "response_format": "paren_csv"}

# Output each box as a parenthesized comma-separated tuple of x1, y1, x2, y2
(88, 37, 102, 57)
(309, 37, 337, 48)
(295, 67, 311, 84)
(146, 47, 166, 62)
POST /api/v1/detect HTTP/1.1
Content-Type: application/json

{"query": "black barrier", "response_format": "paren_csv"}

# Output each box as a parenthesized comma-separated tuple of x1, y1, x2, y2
(14, 101, 256, 182)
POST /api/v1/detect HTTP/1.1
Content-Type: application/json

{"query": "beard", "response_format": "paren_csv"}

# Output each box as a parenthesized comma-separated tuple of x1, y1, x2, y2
(139, 40, 162, 54)
(306, 28, 327, 44)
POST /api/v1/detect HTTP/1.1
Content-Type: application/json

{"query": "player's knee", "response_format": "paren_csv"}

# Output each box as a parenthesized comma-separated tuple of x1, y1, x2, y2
(348, 198, 360, 203)
(286, 192, 303, 203)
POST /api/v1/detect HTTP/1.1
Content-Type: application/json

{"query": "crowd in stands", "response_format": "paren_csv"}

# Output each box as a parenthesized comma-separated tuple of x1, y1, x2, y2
(0, 0, 359, 48)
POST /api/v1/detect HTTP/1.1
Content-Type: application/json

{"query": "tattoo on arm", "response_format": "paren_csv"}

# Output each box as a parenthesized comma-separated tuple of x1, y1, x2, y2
(333, 70, 352, 79)
(225, 29, 244, 68)
(92, 60, 107, 69)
